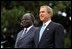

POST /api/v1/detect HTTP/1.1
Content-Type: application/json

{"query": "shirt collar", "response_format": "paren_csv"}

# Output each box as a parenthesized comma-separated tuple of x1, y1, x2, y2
(43, 19, 51, 27)
(24, 25, 33, 31)
(27, 25, 33, 30)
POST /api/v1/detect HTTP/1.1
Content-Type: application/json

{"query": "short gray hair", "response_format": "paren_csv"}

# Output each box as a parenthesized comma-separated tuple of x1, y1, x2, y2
(40, 5, 53, 17)
(23, 13, 35, 23)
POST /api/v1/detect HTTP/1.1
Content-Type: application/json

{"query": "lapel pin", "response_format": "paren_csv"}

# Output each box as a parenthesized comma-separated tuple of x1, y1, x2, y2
(47, 28, 49, 30)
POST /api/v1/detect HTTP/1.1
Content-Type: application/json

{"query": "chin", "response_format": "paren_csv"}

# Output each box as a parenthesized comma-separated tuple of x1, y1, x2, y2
(40, 19, 44, 21)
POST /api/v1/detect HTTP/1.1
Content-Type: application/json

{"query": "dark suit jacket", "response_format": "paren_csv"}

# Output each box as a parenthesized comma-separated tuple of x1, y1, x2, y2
(15, 26, 37, 48)
(34, 21, 64, 48)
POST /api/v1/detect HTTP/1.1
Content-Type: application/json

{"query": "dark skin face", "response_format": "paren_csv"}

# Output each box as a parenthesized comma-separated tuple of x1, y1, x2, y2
(20, 16, 33, 28)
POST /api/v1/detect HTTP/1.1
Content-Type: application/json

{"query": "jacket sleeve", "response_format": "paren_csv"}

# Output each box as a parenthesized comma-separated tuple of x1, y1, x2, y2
(54, 24, 65, 48)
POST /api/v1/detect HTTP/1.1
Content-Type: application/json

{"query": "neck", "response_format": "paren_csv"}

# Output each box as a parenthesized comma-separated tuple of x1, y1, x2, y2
(43, 19, 51, 23)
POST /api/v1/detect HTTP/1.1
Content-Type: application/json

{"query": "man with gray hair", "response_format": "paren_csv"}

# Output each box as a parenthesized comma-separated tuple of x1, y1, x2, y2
(15, 12, 37, 48)
(34, 5, 64, 48)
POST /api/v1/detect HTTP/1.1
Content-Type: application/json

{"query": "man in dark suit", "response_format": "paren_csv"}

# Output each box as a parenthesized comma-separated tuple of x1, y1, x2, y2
(34, 5, 64, 48)
(15, 13, 37, 48)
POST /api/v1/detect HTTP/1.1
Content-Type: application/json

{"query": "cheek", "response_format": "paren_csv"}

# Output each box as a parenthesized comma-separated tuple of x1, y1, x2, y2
(40, 14, 46, 20)
(21, 21, 27, 25)
(45, 13, 50, 18)
(39, 16, 44, 21)
(25, 21, 32, 25)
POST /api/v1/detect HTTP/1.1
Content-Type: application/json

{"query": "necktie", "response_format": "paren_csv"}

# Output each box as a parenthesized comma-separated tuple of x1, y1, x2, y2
(39, 24, 46, 42)
(20, 28, 27, 38)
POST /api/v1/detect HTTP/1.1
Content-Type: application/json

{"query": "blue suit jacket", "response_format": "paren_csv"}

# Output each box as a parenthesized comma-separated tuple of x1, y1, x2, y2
(34, 21, 64, 48)
(15, 26, 37, 48)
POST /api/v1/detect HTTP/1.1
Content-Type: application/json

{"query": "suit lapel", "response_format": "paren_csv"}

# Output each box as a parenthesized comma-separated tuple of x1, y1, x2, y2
(35, 27, 41, 47)
(39, 21, 53, 43)
(15, 30, 24, 46)
(36, 27, 41, 44)
(17, 30, 24, 41)
(18, 26, 34, 41)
